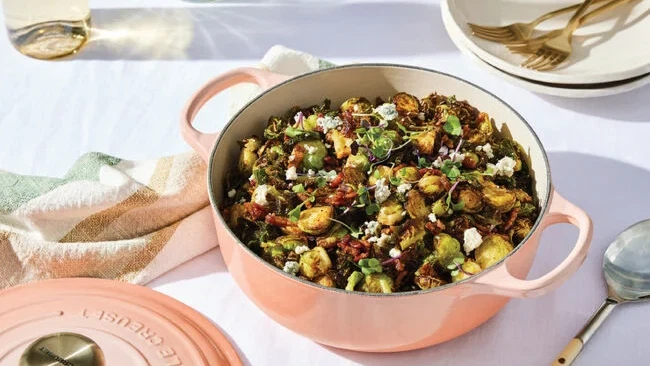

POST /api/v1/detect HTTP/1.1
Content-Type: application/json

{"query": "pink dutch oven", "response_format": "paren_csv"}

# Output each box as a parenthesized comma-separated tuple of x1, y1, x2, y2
(180, 65, 592, 352)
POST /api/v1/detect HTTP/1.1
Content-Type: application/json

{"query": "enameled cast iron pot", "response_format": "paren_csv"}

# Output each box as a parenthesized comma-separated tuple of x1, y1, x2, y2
(180, 65, 593, 352)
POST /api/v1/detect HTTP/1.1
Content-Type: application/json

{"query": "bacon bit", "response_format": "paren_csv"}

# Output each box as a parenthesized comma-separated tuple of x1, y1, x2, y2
(461, 124, 470, 137)
(337, 235, 370, 262)
(425, 220, 445, 234)
(289, 145, 305, 168)
(265, 213, 294, 228)
(394, 270, 408, 289)
(324, 188, 357, 206)
(244, 202, 267, 221)
(395, 259, 406, 272)
(340, 110, 356, 137)
(329, 172, 344, 188)
(418, 167, 443, 176)
(323, 156, 340, 168)
(503, 208, 519, 231)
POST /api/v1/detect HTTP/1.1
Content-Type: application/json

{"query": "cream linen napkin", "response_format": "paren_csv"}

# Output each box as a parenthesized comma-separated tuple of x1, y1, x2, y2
(0, 45, 332, 290)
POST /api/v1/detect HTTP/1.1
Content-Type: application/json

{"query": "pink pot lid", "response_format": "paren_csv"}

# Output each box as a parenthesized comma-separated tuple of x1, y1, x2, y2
(0, 278, 242, 366)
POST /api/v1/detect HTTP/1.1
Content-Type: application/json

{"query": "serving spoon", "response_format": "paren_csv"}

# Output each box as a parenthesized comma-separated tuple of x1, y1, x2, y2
(553, 219, 650, 365)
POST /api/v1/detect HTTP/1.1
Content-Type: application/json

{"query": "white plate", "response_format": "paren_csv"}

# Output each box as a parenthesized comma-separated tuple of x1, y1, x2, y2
(441, 1, 650, 98)
(445, 0, 650, 84)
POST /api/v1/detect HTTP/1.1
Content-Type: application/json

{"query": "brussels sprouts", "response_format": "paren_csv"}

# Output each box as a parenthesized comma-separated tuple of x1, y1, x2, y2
(391, 92, 420, 115)
(432, 198, 451, 217)
(395, 166, 420, 182)
(361, 273, 394, 293)
(346, 271, 365, 291)
(511, 218, 533, 243)
(315, 274, 335, 288)
(458, 188, 483, 213)
(297, 140, 327, 170)
(411, 130, 438, 155)
(299, 246, 333, 279)
(475, 234, 514, 269)
(481, 181, 517, 212)
(238, 137, 262, 174)
(377, 199, 405, 226)
(518, 203, 537, 218)
(369, 165, 392, 186)
(261, 242, 285, 259)
(317, 223, 349, 249)
(227, 204, 246, 228)
(329, 129, 353, 159)
(264, 117, 286, 140)
(467, 112, 493, 145)
(513, 189, 533, 203)
(399, 219, 426, 250)
(417, 173, 446, 197)
(303, 114, 319, 131)
(341, 97, 373, 113)
(267, 144, 285, 160)
(405, 190, 429, 219)
(451, 259, 482, 282)
(343, 167, 367, 185)
(414, 262, 446, 290)
(433, 233, 461, 265)
(462, 152, 480, 169)
(345, 152, 370, 173)
(297, 206, 334, 235)
(275, 235, 308, 251)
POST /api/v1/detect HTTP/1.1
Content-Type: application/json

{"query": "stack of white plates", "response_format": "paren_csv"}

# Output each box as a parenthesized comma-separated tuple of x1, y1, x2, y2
(441, 0, 650, 98)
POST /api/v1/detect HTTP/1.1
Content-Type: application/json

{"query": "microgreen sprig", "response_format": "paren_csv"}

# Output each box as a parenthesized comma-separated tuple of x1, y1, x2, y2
(446, 255, 466, 277)
(328, 218, 362, 239)
(443, 115, 462, 136)
(358, 258, 383, 275)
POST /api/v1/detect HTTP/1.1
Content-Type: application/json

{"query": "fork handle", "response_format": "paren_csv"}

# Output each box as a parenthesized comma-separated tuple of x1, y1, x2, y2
(565, 0, 597, 33)
(579, 0, 637, 25)
(531, 0, 609, 26)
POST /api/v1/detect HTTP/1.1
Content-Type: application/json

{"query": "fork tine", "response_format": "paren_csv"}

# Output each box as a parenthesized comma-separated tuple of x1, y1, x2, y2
(530, 53, 555, 70)
(538, 55, 566, 71)
(522, 50, 546, 68)
(467, 23, 508, 32)
(469, 24, 511, 35)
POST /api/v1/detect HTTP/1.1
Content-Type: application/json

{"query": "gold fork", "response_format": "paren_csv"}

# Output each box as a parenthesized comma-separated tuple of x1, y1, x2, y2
(508, 0, 636, 55)
(468, 0, 608, 44)
(520, 0, 600, 70)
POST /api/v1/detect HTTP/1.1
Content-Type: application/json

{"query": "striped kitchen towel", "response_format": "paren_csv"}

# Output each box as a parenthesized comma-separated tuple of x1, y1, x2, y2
(0, 45, 333, 290)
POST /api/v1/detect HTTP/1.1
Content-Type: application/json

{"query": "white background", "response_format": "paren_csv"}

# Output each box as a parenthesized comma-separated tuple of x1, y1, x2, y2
(1, 1, 649, 365)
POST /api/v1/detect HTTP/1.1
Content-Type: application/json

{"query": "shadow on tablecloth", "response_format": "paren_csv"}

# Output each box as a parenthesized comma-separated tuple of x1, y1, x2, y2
(320, 151, 650, 366)
(73, 1, 454, 61)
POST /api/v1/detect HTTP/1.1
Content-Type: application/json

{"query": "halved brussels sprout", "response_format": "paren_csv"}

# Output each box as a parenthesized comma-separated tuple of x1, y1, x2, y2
(432, 198, 451, 217)
(315, 274, 335, 288)
(343, 167, 367, 185)
(297, 206, 334, 235)
(513, 189, 533, 203)
(341, 97, 373, 113)
(433, 233, 461, 265)
(395, 166, 420, 182)
(227, 204, 246, 227)
(417, 173, 446, 197)
(317, 223, 349, 249)
(369, 165, 392, 186)
(451, 259, 482, 282)
(411, 130, 438, 155)
(481, 181, 517, 212)
(462, 152, 480, 169)
(377, 199, 405, 226)
(238, 137, 262, 174)
(399, 219, 426, 250)
(458, 188, 483, 213)
(405, 190, 429, 219)
(467, 112, 493, 145)
(346, 271, 364, 291)
(303, 114, 319, 131)
(275, 235, 308, 251)
(296, 140, 327, 170)
(391, 92, 420, 115)
(511, 218, 533, 243)
(345, 152, 370, 173)
(414, 262, 446, 290)
(328, 129, 353, 159)
(299, 246, 333, 279)
(361, 273, 393, 293)
(474, 234, 514, 269)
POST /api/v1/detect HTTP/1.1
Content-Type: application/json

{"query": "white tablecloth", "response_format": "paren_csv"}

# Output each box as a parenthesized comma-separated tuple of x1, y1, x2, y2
(2, 1, 649, 365)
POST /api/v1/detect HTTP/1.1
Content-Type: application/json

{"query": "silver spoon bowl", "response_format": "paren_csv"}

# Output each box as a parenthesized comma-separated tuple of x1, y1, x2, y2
(553, 219, 650, 365)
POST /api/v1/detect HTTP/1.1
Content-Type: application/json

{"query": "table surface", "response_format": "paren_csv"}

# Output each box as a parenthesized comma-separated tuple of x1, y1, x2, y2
(2, 1, 649, 365)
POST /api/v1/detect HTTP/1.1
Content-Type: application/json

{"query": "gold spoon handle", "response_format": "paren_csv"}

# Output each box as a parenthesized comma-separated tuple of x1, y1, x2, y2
(551, 299, 619, 366)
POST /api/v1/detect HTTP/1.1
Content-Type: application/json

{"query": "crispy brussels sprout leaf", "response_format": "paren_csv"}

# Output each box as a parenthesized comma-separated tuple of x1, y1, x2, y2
(414, 262, 446, 290)
(405, 190, 429, 219)
(392, 92, 420, 115)
(411, 130, 438, 155)
(346, 271, 365, 291)
(238, 137, 262, 175)
(377, 199, 405, 226)
(361, 273, 393, 293)
(341, 97, 373, 113)
(399, 219, 426, 250)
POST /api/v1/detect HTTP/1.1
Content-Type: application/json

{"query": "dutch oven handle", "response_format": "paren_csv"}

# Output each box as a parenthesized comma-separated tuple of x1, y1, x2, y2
(472, 190, 593, 298)
(180, 67, 290, 162)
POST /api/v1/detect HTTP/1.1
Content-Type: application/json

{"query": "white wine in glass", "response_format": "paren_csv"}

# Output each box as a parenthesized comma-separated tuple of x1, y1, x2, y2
(2, 0, 90, 59)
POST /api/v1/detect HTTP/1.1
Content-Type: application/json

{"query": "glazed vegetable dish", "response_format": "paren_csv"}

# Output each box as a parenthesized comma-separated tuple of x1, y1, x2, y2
(221, 93, 540, 293)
